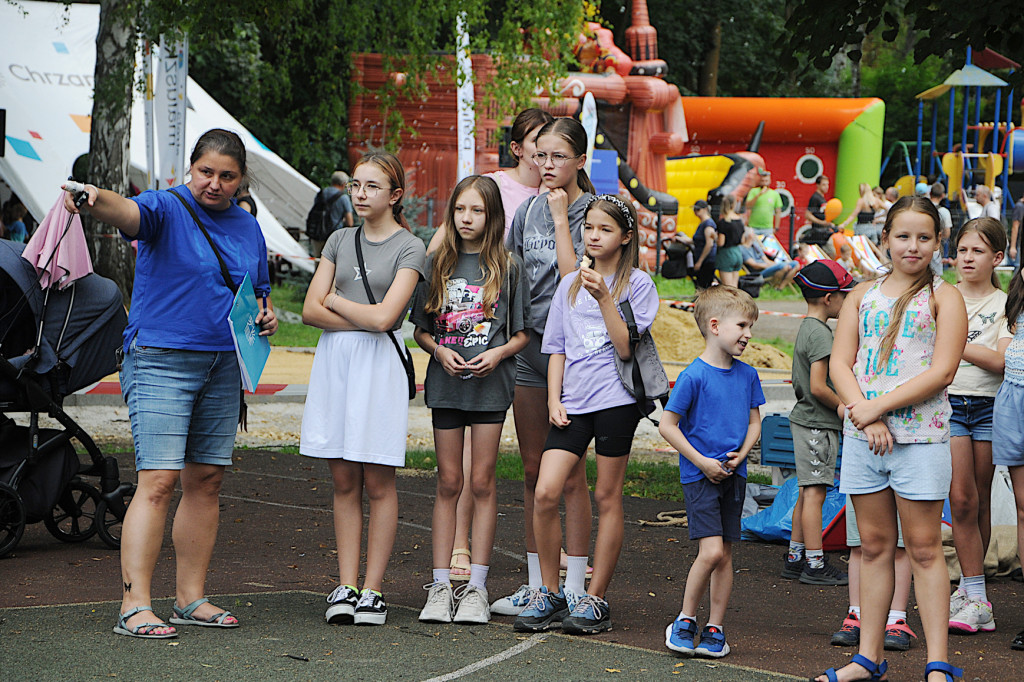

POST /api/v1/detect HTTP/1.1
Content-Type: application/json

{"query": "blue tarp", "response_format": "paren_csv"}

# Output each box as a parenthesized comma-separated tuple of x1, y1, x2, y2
(741, 477, 846, 543)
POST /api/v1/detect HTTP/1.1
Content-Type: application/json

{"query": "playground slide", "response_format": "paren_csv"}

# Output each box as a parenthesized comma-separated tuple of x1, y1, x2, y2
(665, 155, 732, 237)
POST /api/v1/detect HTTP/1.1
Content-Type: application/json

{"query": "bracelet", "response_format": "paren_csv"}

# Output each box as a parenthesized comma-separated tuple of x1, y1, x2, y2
(433, 346, 442, 362)
(327, 294, 336, 313)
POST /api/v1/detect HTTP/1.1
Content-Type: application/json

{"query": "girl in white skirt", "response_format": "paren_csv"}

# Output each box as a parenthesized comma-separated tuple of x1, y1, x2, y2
(300, 152, 426, 626)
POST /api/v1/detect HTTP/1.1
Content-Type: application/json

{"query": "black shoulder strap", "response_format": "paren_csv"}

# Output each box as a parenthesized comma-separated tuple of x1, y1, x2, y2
(171, 190, 237, 294)
(354, 227, 416, 397)
(618, 299, 648, 416)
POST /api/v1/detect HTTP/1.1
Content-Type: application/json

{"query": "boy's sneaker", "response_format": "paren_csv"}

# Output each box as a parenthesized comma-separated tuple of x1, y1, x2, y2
(452, 585, 490, 624)
(353, 589, 388, 626)
(781, 554, 805, 579)
(491, 584, 531, 616)
(949, 587, 968, 616)
(694, 625, 731, 658)
(884, 619, 918, 651)
(949, 599, 996, 634)
(799, 557, 848, 586)
(513, 587, 568, 632)
(561, 594, 611, 635)
(325, 584, 359, 625)
(664, 616, 698, 656)
(418, 582, 454, 623)
(830, 612, 860, 646)
(563, 586, 583, 614)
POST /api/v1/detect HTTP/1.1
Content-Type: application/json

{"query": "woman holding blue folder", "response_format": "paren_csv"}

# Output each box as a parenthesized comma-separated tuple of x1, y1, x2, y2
(64, 128, 277, 639)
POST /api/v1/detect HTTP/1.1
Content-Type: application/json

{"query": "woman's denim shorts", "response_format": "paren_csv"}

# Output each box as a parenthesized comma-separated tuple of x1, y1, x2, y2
(120, 338, 241, 471)
(948, 394, 994, 441)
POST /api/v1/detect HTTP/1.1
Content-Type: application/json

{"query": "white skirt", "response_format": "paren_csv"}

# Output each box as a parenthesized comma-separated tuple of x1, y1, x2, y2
(300, 330, 409, 466)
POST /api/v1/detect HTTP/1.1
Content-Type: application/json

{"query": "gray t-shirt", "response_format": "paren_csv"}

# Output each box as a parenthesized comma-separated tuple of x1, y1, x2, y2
(323, 227, 426, 331)
(506, 191, 593, 332)
(409, 252, 529, 411)
(323, 185, 353, 233)
(789, 316, 841, 430)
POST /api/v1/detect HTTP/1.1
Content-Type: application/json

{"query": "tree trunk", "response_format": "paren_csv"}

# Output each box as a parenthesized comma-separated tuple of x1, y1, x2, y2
(86, 0, 137, 307)
(698, 19, 721, 97)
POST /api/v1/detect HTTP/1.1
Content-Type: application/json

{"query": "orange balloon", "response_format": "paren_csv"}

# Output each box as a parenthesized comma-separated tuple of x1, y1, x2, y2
(824, 197, 843, 223)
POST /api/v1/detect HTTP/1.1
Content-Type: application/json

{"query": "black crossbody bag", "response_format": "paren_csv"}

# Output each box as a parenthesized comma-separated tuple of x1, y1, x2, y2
(171, 190, 250, 429)
(353, 227, 417, 400)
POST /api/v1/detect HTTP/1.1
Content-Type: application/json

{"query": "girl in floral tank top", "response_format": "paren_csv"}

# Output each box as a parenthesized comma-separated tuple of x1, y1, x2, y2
(993, 269, 1024, 652)
(817, 198, 968, 682)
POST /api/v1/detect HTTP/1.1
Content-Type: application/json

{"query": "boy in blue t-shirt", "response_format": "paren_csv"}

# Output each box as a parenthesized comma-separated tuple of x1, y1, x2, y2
(659, 286, 765, 659)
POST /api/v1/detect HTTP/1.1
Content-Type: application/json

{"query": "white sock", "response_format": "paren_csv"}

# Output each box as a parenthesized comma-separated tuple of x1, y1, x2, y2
(469, 564, 489, 590)
(850, 605, 861, 619)
(958, 574, 966, 591)
(962, 574, 987, 602)
(565, 555, 588, 594)
(678, 610, 695, 621)
(527, 552, 542, 588)
(806, 549, 824, 569)
(432, 568, 451, 585)
(886, 609, 906, 625)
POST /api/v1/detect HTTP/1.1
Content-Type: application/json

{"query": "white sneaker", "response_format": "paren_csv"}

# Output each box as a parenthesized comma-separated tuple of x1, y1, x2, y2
(490, 584, 532, 616)
(419, 582, 454, 623)
(949, 599, 995, 634)
(949, 587, 968, 617)
(453, 585, 490, 624)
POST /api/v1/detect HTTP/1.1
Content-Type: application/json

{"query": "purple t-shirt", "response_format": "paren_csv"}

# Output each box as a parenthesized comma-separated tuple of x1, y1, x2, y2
(541, 268, 658, 413)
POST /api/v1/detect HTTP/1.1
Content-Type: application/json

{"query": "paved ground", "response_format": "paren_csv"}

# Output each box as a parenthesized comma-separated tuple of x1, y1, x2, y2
(4, 449, 1024, 681)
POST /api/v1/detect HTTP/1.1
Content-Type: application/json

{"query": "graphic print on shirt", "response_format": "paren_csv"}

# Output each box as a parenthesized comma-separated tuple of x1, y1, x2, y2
(353, 265, 370, 281)
(569, 294, 613, 357)
(436, 277, 492, 349)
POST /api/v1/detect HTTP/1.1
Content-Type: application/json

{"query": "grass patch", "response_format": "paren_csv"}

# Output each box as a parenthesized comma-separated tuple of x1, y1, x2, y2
(652, 275, 802, 302)
(753, 335, 794, 358)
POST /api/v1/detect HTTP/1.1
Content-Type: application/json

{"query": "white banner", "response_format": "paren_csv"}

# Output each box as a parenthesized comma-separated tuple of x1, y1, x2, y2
(154, 35, 188, 189)
(455, 13, 474, 181)
(142, 40, 156, 190)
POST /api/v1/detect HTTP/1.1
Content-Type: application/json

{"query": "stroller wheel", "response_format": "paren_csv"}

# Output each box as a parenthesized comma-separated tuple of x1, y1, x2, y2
(0, 481, 26, 558)
(44, 478, 101, 543)
(96, 484, 135, 550)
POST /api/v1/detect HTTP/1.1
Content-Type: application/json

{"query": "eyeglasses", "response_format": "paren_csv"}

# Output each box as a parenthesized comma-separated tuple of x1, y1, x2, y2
(346, 181, 392, 197)
(531, 152, 581, 168)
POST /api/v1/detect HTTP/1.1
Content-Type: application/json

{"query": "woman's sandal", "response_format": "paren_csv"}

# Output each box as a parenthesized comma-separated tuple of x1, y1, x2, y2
(924, 661, 963, 681)
(169, 597, 239, 628)
(113, 605, 178, 639)
(811, 653, 888, 682)
(450, 548, 471, 582)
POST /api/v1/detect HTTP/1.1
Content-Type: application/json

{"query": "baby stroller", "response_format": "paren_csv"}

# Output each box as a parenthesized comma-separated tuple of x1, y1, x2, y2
(0, 241, 131, 557)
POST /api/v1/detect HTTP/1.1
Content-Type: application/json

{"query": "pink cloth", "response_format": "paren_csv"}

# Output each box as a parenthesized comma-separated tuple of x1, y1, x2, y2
(22, 193, 94, 289)
(485, 170, 540, 238)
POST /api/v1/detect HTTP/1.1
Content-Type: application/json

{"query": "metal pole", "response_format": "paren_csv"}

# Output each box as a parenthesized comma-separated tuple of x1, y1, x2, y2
(915, 100, 924, 179)
(930, 101, 939, 176)
(655, 208, 663, 276)
(788, 209, 795, 255)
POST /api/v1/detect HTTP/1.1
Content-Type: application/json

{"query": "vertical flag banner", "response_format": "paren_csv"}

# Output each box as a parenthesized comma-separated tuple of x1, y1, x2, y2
(455, 13, 474, 181)
(154, 35, 188, 189)
(142, 40, 156, 190)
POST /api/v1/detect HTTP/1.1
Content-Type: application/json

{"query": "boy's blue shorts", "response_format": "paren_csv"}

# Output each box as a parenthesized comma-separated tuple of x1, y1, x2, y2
(682, 474, 745, 541)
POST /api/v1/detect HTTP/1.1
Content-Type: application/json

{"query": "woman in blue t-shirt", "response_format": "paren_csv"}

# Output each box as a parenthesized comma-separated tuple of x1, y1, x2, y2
(65, 129, 277, 640)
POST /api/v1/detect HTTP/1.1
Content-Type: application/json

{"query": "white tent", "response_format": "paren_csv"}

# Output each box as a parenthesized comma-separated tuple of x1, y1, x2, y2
(0, 1, 316, 272)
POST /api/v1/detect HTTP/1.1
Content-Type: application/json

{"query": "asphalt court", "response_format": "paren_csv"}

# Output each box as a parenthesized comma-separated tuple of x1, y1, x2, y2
(3, 449, 1023, 680)
(0, 592, 799, 681)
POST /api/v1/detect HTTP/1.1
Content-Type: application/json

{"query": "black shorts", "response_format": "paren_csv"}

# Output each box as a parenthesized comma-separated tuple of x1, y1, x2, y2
(681, 474, 745, 541)
(432, 408, 508, 430)
(543, 404, 641, 458)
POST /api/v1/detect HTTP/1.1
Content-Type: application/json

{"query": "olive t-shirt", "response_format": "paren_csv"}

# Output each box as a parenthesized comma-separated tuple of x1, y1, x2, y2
(322, 227, 426, 331)
(409, 252, 529, 411)
(789, 317, 841, 430)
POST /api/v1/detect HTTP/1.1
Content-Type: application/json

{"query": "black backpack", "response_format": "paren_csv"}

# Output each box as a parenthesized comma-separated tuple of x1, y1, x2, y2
(305, 188, 343, 241)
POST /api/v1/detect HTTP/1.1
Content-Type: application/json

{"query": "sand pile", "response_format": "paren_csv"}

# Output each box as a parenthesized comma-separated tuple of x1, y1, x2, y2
(650, 302, 792, 370)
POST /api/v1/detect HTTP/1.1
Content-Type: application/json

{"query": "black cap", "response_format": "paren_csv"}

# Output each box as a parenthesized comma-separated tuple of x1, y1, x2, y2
(693, 200, 709, 211)
(795, 260, 857, 298)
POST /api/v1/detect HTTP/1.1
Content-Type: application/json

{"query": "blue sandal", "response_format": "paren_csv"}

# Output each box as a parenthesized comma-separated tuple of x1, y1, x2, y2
(169, 597, 239, 628)
(113, 605, 178, 639)
(811, 653, 888, 681)
(924, 661, 963, 681)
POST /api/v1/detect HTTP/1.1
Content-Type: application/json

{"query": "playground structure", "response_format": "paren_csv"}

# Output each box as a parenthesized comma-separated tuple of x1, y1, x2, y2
(347, 0, 886, 266)
(910, 48, 1021, 213)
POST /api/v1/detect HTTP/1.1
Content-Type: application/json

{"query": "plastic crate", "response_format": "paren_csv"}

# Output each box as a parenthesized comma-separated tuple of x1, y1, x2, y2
(760, 413, 843, 470)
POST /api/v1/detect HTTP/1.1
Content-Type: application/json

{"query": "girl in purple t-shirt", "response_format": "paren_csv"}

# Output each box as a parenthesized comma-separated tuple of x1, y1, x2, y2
(514, 195, 658, 635)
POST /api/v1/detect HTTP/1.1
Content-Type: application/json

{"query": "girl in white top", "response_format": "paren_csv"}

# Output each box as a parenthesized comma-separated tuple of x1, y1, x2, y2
(947, 217, 1011, 634)
(300, 153, 426, 627)
(823, 197, 967, 682)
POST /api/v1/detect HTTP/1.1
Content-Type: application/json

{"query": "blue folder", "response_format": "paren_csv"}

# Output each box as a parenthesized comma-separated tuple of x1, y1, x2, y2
(227, 272, 271, 392)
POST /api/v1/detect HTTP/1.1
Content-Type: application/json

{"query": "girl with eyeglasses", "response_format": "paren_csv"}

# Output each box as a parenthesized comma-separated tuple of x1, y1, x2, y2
(492, 117, 596, 618)
(300, 152, 426, 627)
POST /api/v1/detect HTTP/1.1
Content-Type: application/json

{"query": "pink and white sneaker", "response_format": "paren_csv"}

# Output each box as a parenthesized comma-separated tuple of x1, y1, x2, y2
(949, 599, 995, 634)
